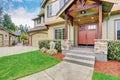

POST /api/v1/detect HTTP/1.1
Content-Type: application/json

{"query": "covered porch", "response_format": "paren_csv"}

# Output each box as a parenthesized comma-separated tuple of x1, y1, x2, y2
(57, 0, 115, 46)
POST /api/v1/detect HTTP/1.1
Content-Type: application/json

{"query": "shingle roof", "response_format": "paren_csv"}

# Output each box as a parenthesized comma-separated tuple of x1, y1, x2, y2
(13, 32, 21, 36)
(29, 26, 47, 32)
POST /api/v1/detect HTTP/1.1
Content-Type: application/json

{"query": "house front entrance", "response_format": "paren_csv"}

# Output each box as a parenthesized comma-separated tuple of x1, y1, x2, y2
(78, 23, 97, 45)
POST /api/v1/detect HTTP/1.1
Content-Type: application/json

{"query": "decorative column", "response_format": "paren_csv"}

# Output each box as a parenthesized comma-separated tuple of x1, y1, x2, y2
(98, 4, 102, 39)
(65, 13, 68, 40)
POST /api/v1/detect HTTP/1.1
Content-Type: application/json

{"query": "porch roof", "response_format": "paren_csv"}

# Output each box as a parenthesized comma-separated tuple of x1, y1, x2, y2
(28, 26, 47, 32)
(57, 0, 117, 18)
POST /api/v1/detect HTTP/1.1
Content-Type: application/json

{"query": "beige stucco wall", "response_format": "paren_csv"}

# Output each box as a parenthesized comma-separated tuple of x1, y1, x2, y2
(102, 14, 120, 40)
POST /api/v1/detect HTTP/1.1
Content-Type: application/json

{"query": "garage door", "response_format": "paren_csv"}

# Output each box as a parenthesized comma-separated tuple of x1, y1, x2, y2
(0, 34, 3, 46)
(32, 33, 48, 46)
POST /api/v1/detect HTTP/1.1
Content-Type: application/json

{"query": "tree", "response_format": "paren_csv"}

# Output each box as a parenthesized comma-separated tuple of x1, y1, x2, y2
(0, 7, 4, 26)
(18, 24, 29, 33)
(3, 14, 16, 31)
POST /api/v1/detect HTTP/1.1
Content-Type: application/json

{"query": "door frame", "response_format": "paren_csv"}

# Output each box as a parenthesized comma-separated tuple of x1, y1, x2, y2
(77, 22, 98, 46)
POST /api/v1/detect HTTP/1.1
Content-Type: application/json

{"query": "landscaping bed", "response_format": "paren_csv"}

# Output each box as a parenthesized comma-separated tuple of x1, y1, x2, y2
(94, 60, 120, 78)
(0, 50, 60, 80)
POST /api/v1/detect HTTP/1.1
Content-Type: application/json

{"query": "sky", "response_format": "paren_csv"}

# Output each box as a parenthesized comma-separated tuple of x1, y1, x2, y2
(0, 0, 43, 28)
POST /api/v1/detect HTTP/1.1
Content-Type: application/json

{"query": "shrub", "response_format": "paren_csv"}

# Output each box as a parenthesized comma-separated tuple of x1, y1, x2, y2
(108, 40, 120, 61)
(47, 49, 58, 55)
(40, 47, 47, 53)
(39, 40, 61, 52)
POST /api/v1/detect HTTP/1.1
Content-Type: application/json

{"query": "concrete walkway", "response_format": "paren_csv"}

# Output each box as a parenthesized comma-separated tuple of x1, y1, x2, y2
(17, 61, 93, 80)
(0, 46, 38, 57)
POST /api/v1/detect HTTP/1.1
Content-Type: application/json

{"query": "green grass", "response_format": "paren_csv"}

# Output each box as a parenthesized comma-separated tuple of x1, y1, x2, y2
(0, 50, 60, 80)
(93, 72, 120, 80)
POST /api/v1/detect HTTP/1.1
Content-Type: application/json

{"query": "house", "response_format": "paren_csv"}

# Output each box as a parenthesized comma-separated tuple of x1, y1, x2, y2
(0, 26, 17, 47)
(29, 0, 120, 47)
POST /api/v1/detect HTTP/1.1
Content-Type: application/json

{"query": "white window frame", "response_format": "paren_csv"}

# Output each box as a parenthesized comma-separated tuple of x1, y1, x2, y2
(47, 1, 59, 17)
(115, 20, 120, 40)
(54, 28, 65, 40)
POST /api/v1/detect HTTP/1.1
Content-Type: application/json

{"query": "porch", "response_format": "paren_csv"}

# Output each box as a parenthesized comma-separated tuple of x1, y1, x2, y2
(57, 0, 115, 46)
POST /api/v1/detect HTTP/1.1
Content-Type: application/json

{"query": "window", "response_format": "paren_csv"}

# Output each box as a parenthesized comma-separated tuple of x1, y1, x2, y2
(37, 18, 41, 24)
(60, 0, 68, 8)
(47, 1, 59, 17)
(116, 20, 120, 40)
(54, 28, 65, 39)
(47, 5, 52, 17)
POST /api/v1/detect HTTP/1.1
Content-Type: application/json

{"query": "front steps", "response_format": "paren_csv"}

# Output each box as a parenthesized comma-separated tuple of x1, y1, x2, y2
(63, 49, 95, 68)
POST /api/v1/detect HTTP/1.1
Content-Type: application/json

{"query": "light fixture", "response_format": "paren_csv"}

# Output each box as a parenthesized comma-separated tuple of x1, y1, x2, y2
(80, 10, 86, 14)
(91, 17, 94, 19)
(78, 19, 81, 21)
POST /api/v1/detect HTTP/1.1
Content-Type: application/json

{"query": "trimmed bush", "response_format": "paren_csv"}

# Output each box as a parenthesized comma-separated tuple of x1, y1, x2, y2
(108, 40, 120, 61)
(47, 49, 58, 55)
(40, 47, 47, 53)
(39, 40, 61, 52)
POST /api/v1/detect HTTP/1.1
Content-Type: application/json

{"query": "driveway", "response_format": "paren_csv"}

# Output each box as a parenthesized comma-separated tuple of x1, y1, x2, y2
(0, 46, 38, 57)
(17, 61, 93, 80)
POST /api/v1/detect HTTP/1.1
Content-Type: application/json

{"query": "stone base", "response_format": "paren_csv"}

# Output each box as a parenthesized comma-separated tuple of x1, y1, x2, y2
(94, 54, 107, 62)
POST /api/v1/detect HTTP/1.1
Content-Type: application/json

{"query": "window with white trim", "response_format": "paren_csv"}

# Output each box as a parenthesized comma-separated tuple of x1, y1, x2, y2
(116, 20, 120, 40)
(47, 1, 59, 17)
(54, 28, 65, 39)
(60, 0, 68, 8)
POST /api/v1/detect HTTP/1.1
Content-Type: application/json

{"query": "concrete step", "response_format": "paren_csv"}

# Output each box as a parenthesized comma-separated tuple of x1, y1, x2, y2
(66, 53, 95, 61)
(64, 57, 95, 68)
(69, 50, 95, 56)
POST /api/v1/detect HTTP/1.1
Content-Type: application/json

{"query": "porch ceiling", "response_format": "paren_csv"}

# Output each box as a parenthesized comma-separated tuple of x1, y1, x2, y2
(59, 0, 115, 22)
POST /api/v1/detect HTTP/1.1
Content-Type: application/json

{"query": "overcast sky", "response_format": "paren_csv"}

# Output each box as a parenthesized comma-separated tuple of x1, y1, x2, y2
(0, 0, 42, 28)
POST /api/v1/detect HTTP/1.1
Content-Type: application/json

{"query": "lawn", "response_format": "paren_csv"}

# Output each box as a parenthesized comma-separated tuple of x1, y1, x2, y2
(93, 72, 120, 80)
(0, 50, 60, 80)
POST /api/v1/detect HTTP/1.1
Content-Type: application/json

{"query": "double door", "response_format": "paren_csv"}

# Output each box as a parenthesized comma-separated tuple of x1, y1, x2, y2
(78, 24, 97, 45)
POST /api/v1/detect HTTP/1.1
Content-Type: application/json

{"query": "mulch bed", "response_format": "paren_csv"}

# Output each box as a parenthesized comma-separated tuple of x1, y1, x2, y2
(95, 60, 120, 78)
(43, 52, 65, 61)
(52, 52, 65, 61)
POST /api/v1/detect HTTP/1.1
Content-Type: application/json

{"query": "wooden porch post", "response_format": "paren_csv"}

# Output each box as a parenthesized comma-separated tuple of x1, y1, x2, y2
(65, 13, 68, 40)
(98, 4, 102, 39)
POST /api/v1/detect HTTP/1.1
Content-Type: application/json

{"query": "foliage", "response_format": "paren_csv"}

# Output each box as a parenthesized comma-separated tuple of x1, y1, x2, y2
(20, 33, 28, 40)
(3, 14, 16, 31)
(47, 49, 58, 55)
(108, 40, 120, 61)
(40, 47, 47, 53)
(0, 50, 60, 80)
(17, 24, 30, 34)
(92, 72, 120, 80)
(39, 40, 61, 52)
(0, 7, 4, 26)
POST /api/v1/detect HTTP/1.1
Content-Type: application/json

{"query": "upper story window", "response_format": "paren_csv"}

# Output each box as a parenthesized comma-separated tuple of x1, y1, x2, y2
(115, 20, 120, 40)
(47, 1, 59, 17)
(37, 18, 41, 24)
(60, 0, 68, 8)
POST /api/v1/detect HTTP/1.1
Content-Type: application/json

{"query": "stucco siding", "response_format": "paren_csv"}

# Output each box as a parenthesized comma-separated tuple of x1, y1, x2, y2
(102, 14, 120, 40)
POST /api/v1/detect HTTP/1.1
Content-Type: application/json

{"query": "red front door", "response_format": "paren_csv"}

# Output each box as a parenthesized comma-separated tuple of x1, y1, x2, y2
(78, 23, 97, 45)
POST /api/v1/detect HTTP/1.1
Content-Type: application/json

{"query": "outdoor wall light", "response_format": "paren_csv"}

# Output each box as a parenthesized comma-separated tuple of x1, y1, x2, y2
(80, 10, 86, 14)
